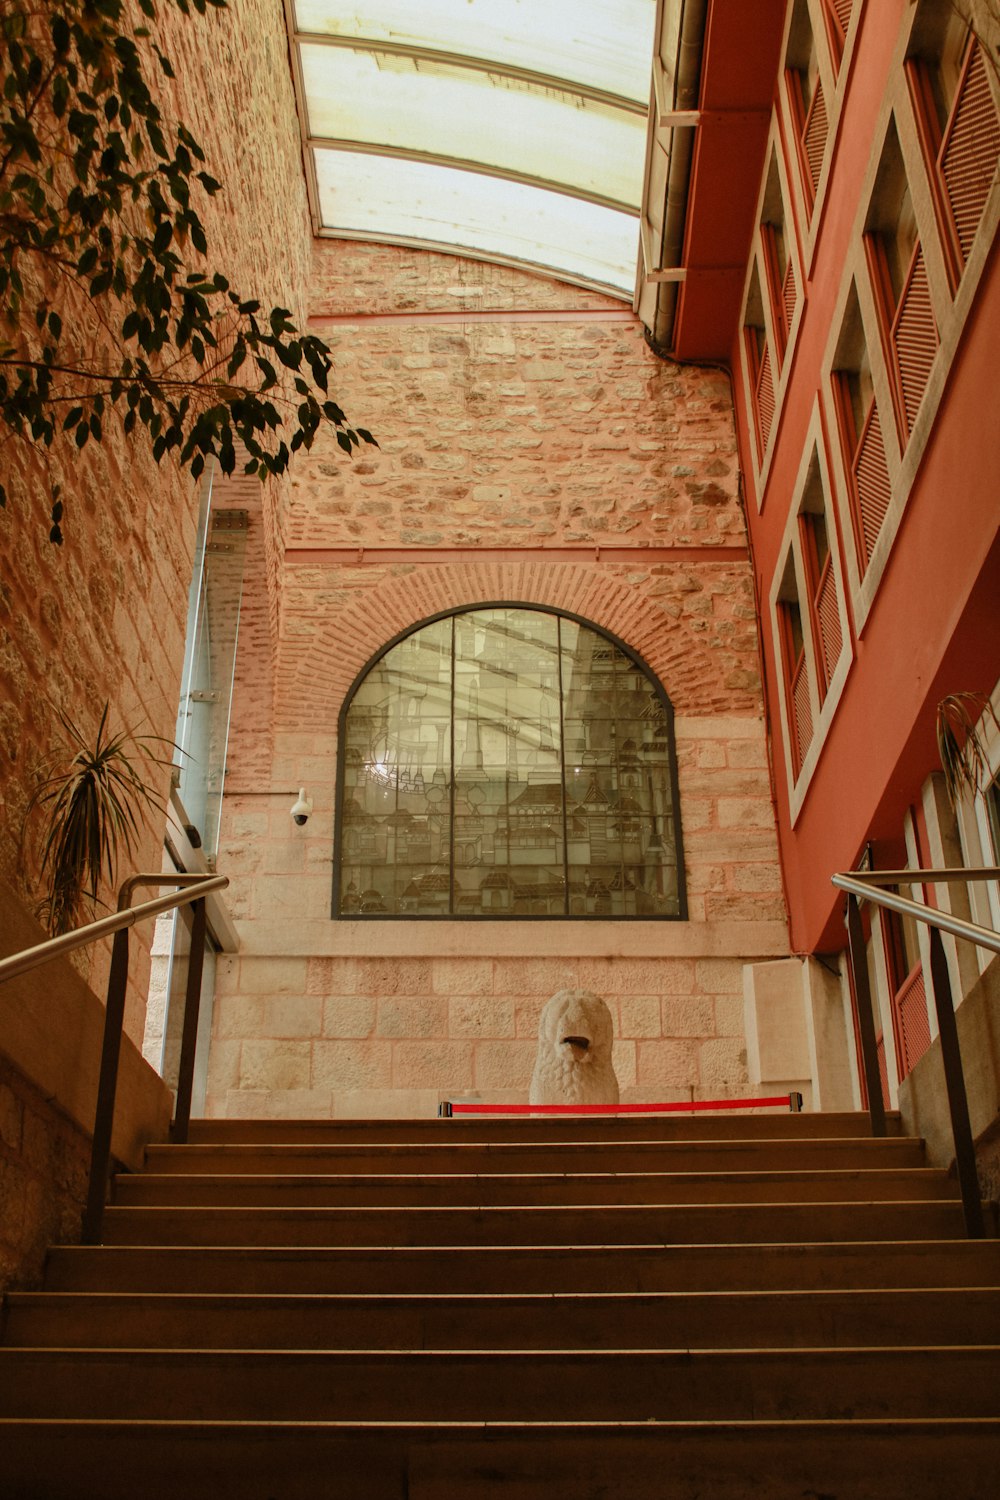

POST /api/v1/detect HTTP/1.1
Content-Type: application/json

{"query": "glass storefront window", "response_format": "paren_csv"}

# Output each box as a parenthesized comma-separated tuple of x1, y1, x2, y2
(335, 607, 685, 918)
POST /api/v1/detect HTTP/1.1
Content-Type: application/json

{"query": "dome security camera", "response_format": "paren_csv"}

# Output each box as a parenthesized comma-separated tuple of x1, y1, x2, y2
(290, 788, 313, 827)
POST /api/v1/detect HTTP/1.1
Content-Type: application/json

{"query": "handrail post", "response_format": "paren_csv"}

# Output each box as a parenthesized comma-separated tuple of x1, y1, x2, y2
(845, 893, 887, 1137)
(927, 925, 984, 1238)
(171, 898, 207, 1145)
(82, 926, 131, 1244)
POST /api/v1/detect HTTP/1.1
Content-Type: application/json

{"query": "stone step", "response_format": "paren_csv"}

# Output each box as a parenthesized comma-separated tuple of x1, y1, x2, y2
(7, 1286, 1000, 1351)
(145, 1136, 926, 1175)
(97, 1198, 969, 1247)
(185, 1111, 904, 1145)
(44, 1238, 1000, 1295)
(2, 1418, 997, 1500)
(1, 1346, 997, 1422)
(112, 1166, 955, 1209)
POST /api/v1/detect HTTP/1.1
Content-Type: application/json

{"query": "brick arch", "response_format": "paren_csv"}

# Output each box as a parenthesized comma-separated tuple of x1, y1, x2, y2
(275, 560, 739, 730)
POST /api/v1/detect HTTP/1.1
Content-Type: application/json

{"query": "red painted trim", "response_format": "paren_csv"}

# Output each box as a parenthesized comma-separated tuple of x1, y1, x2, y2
(448, 1094, 796, 1116)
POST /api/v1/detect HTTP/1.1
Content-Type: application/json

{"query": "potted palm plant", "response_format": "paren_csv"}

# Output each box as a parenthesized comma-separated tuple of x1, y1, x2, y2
(25, 704, 172, 935)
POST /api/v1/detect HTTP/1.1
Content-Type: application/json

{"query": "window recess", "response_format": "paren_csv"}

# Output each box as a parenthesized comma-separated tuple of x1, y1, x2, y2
(863, 121, 940, 443)
(907, 14, 1000, 289)
(786, 0, 828, 212)
(831, 283, 892, 573)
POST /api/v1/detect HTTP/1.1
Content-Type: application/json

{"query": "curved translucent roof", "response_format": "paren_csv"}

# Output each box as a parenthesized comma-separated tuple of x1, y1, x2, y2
(289, 1, 657, 296)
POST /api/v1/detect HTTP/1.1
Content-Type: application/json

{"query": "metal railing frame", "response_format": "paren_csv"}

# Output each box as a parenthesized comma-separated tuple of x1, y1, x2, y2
(0, 872, 228, 1243)
(832, 866, 1000, 1239)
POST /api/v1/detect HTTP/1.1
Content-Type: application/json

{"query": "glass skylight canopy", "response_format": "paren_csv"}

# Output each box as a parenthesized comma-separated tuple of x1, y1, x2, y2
(289, 1, 658, 296)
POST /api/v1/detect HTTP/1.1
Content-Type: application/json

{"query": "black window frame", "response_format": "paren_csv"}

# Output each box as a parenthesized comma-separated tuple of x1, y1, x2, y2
(331, 602, 687, 921)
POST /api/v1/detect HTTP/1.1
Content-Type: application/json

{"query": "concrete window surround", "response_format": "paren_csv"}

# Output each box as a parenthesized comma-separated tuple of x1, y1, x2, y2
(235, 916, 791, 961)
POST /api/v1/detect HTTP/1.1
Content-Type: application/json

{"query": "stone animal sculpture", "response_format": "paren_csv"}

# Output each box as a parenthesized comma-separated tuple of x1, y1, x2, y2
(529, 988, 620, 1106)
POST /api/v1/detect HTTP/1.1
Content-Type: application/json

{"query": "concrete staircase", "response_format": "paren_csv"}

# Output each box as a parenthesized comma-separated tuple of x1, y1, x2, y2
(2, 1111, 999, 1497)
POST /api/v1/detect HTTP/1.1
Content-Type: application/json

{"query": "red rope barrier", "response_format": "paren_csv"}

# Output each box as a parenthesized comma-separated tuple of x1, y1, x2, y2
(442, 1093, 799, 1116)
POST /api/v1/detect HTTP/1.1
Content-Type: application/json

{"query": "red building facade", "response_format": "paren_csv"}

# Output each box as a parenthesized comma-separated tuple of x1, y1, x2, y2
(718, 0, 999, 1109)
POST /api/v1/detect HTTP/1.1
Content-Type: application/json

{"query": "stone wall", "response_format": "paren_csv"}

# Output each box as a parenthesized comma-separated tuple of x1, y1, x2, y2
(0, 1053, 90, 1292)
(207, 240, 791, 1119)
(0, 0, 325, 1282)
(0, 0, 313, 1039)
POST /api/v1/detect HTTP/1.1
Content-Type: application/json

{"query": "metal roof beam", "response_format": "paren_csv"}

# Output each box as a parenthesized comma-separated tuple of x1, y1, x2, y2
(309, 140, 640, 217)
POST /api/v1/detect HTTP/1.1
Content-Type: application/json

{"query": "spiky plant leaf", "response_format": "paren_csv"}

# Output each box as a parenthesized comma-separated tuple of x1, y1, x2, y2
(935, 692, 1000, 810)
(25, 703, 176, 934)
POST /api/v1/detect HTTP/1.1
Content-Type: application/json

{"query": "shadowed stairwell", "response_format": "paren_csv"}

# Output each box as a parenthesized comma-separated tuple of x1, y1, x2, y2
(2, 1109, 999, 1497)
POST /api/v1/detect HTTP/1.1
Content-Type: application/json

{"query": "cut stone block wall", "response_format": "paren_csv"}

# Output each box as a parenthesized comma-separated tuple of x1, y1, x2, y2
(209, 239, 791, 1119)
(206, 923, 790, 1120)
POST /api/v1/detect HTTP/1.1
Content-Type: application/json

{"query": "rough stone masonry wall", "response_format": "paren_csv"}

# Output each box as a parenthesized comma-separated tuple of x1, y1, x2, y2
(206, 241, 791, 1119)
(0, 0, 310, 1040)
(0, 0, 316, 1281)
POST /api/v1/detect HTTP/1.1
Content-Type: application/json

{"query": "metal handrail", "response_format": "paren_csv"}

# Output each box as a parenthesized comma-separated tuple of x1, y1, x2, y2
(833, 864, 1000, 1239)
(0, 871, 229, 1242)
(832, 868, 1000, 956)
(0, 872, 229, 986)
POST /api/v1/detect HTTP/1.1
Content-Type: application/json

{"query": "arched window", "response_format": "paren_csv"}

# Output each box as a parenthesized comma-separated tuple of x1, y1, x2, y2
(334, 605, 686, 919)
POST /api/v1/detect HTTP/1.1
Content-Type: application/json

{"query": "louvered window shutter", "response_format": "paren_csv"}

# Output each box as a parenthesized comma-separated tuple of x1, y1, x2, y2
(782, 258, 798, 344)
(778, 602, 813, 776)
(802, 79, 829, 199)
(745, 326, 775, 462)
(791, 655, 813, 772)
(892, 963, 932, 1077)
(833, 373, 892, 574)
(801, 514, 842, 700)
(853, 400, 892, 567)
(820, 0, 853, 72)
(761, 225, 792, 362)
(940, 39, 1000, 269)
(891, 245, 939, 437)
(756, 343, 776, 455)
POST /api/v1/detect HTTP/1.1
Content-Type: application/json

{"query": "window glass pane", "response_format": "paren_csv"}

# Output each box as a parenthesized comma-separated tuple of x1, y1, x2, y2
(336, 608, 682, 917)
(294, 0, 657, 103)
(301, 45, 645, 208)
(314, 149, 639, 294)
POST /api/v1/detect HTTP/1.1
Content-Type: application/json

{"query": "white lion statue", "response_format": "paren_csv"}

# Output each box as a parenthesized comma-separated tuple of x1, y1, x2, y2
(529, 989, 620, 1106)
